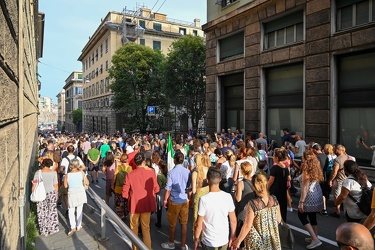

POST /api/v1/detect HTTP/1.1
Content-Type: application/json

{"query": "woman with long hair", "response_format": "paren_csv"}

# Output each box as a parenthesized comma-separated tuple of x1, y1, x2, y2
(234, 161, 255, 249)
(32, 159, 59, 236)
(102, 151, 116, 204)
(333, 160, 371, 222)
(112, 153, 132, 220)
(231, 174, 281, 249)
(155, 160, 168, 228)
(220, 150, 237, 193)
(268, 148, 290, 222)
(298, 151, 324, 249)
(233, 148, 251, 183)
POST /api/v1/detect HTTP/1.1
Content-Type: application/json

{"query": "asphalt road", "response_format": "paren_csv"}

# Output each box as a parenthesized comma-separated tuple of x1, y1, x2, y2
(88, 171, 372, 250)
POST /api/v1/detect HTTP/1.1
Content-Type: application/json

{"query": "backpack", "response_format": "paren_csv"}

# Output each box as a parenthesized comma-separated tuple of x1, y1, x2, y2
(62, 155, 77, 174)
(348, 178, 373, 216)
(115, 165, 130, 187)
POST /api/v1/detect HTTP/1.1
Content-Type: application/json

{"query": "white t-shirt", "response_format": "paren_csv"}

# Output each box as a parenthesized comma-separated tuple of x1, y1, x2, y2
(220, 161, 235, 179)
(60, 154, 84, 174)
(342, 176, 372, 219)
(198, 191, 235, 247)
(125, 145, 134, 154)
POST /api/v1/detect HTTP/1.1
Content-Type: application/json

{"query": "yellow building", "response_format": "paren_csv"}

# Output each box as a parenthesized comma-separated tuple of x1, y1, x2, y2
(78, 8, 203, 134)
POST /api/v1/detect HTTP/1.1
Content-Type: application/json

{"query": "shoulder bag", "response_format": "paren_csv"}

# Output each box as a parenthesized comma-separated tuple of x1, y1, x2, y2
(278, 220, 295, 249)
(30, 170, 47, 202)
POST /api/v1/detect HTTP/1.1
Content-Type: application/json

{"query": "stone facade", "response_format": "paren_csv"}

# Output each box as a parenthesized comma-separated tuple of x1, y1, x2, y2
(203, 0, 375, 147)
(0, 0, 43, 249)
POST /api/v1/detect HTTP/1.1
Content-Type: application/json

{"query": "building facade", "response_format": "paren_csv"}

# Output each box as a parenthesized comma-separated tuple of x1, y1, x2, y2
(78, 8, 203, 134)
(56, 89, 66, 130)
(203, 0, 375, 166)
(0, 0, 44, 249)
(38, 97, 58, 130)
(63, 71, 83, 132)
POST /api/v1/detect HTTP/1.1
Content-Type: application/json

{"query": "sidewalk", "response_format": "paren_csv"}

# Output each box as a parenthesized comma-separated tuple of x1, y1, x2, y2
(34, 195, 130, 250)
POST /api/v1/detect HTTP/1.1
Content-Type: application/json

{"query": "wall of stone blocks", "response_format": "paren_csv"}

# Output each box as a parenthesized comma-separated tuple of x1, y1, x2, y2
(204, 0, 375, 145)
(0, 0, 39, 249)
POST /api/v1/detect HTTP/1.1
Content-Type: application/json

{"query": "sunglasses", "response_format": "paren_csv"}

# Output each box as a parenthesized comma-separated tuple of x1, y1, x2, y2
(337, 241, 359, 249)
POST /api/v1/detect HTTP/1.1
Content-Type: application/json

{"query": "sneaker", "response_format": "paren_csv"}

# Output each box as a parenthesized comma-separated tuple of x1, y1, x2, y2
(68, 228, 76, 236)
(76, 226, 83, 231)
(306, 239, 322, 249)
(161, 242, 175, 249)
(329, 212, 341, 218)
(305, 237, 312, 243)
(181, 244, 189, 250)
(287, 207, 293, 212)
(320, 209, 328, 216)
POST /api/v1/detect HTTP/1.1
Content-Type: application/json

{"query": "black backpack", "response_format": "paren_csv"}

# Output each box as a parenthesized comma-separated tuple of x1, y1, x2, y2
(348, 178, 373, 216)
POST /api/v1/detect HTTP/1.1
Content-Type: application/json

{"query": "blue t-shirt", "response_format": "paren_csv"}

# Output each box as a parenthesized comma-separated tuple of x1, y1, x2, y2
(165, 164, 190, 204)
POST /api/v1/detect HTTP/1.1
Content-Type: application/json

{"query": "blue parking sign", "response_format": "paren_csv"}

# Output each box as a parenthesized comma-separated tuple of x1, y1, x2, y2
(147, 106, 155, 116)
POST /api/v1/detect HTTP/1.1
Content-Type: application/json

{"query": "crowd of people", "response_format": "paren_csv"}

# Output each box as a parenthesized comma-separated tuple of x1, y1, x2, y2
(32, 128, 375, 249)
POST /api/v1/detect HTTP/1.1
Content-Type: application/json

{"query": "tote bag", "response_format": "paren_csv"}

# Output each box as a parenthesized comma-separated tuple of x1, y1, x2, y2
(30, 170, 47, 202)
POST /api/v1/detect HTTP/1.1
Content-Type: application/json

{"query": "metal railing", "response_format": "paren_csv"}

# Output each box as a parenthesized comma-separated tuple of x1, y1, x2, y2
(86, 187, 148, 250)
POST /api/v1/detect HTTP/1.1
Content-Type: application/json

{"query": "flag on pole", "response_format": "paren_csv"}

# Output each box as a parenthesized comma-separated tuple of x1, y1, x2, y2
(167, 133, 174, 171)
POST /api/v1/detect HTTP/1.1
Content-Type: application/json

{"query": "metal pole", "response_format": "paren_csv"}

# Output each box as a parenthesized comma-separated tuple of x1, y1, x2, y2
(99, 205, 108, 241)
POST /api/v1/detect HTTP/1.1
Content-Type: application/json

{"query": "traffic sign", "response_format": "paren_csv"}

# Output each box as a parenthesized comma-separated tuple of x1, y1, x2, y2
(147, 106, 156, 116)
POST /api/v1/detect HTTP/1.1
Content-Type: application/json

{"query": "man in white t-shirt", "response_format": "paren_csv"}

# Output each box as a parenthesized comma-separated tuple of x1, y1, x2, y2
(194, 168, 237, 250)
(294, 134, 306, 160)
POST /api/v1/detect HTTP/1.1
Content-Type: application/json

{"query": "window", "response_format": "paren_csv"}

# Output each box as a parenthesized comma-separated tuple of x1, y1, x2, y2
(105, 38, 108, 53)
(266, 63, 304, 146)
(100, 80, 104, 94)
(220, 73, 244, 132)
(75, 87, 82, 95)
(140, 39, 145, 45)
(179, 28, 186, 35)
(96, 82, 99, 95)
(105, 78, 109, 92)
(100, 44, 103, 57)
(193, 30, 198, 36)
(91, 53, 94, 64)
(95, 49, 98, 61)
(153, 23, 162, 31)
(338, 50, 375, 166)
(86, 59, 88, 69)
(153, 41, 161, 51)
(336, 0, 375, 31)
(220, 0, 238, 7)
(78, 101, 82, 110)
(100, 64, 103, 74)
(219, 31, 244, 61)
(264, 11, 304, 50)
(105, 60, 108, 71)
(139, 20, 145, 28)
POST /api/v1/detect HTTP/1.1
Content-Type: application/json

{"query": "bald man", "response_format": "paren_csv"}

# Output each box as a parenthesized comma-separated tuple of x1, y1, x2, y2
(336, 222, 374, 250)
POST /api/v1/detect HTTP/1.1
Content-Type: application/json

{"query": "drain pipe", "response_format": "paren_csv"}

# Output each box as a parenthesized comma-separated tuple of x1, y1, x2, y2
(18, 0, 26, 248)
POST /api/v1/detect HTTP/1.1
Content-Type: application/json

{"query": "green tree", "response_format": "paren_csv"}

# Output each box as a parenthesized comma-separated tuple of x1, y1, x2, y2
(109, 43, 165, 133)
(163, 35, 206, 132)
(71, 109, 82, 125)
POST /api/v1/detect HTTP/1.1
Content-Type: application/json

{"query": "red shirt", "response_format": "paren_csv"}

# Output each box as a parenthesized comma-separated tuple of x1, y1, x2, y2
(122, 167, 160, 214)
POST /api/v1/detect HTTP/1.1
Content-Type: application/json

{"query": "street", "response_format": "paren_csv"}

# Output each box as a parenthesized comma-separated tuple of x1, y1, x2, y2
(88, 171, 368, 250)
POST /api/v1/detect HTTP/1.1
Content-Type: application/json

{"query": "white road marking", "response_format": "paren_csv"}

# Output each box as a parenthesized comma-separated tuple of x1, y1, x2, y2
(288, 224, 337, 246)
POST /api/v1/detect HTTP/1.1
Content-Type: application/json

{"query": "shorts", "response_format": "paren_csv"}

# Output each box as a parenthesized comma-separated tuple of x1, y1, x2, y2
(88, 162, 99, 172)
(106, 178, 114, 196)
(167, 200, 189, 226)
(332, 179, 343, 198)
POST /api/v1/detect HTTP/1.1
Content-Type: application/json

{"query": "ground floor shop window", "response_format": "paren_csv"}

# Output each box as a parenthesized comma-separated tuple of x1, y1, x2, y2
(338, 50, 375, 166)
(266, 63, 303, 146)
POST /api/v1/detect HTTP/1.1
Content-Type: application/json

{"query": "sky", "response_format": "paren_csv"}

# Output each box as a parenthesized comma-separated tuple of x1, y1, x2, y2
(38, 0, 207, 103)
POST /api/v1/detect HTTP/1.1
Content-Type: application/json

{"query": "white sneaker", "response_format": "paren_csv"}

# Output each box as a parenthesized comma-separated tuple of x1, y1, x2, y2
(287, 207, 293, 212)
(181, 244, 189, 250)
(305, 237, 312, 243)
(306, 239, 322, 249)
(161, 242, 175, 249)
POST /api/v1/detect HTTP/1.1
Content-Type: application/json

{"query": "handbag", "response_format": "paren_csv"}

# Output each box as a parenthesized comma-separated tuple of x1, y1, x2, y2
(30, 170, 47, 202)
(278, 220, 295, 249)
